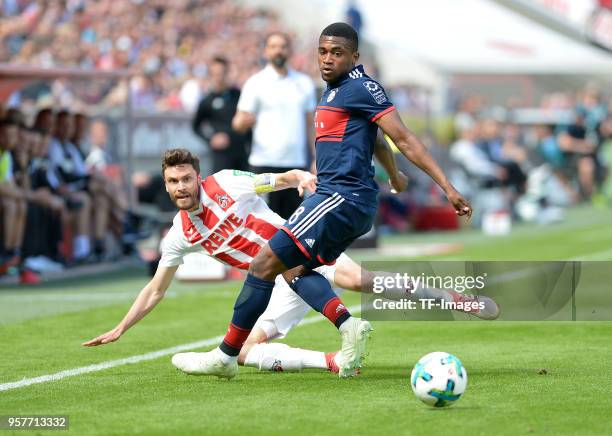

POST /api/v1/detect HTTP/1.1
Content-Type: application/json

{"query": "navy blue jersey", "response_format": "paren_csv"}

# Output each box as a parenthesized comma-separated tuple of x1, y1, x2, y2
(314, 64, 395, 204)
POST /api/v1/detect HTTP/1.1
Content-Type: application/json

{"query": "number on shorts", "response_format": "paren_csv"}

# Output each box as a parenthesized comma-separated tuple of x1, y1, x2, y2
(288, 206, 305, 225)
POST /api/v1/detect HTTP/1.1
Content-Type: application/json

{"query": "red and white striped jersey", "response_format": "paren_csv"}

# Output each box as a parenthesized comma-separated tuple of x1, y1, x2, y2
(159, 170, 284, 270)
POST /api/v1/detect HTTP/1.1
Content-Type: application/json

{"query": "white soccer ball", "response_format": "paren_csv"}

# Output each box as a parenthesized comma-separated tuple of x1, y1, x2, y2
(410, 352, 467, 407)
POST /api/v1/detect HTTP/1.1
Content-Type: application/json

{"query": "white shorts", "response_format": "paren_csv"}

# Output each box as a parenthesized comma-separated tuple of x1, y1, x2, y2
(254, 253, 350, 340)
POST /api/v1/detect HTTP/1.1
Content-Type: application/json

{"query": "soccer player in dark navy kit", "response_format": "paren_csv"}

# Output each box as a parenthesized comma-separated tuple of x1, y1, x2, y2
(173, 22, 472, 379)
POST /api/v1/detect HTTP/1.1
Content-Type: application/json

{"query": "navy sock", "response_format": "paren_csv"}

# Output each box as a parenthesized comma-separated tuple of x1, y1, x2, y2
(289, 271, 351, 328)
(220, 273, 274, 356)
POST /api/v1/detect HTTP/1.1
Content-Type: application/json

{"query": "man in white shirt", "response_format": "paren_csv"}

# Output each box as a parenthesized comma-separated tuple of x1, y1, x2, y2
(233, 32, 316, 219)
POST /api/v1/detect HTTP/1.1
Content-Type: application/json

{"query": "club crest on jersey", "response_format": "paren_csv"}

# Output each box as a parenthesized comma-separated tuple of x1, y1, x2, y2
(363, 80, 387, 104)
(327, 88, 337, 102)
(216, 194, 230, 209)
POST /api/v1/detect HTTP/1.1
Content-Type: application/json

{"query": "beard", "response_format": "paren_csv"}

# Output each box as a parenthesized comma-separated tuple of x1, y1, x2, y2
(170, 190, 198, 210)
(270, 55, 287, 68)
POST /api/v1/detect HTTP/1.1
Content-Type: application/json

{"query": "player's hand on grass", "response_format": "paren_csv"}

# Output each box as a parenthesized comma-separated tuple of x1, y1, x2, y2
(389, 171, 408, 194)
(297, 171, 317, 197)
(446, 189, 472, 219)
(82, 327, 123, 347)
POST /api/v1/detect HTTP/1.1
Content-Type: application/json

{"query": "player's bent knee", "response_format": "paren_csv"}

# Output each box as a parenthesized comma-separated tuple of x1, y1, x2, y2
(248, 245, 285, 280)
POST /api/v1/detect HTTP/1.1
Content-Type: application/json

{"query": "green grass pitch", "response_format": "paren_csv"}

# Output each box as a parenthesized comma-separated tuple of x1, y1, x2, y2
(1, 206, 612, 435)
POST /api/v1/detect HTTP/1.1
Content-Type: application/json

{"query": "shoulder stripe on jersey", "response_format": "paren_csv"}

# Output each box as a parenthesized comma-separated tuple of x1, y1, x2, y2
(245, 214, 279, 240)
(228, 235, 262, 258)
(180, 210, 203, 243)
(203, 176, 235, 212)
(196, 206, 220, 228)
(214, 252, 250, 270)
(370, 106, 396, 122)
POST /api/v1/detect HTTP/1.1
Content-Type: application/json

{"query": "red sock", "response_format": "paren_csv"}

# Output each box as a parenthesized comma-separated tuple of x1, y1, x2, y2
(322, 297, 350, 328)
(220, 323, 251, 356)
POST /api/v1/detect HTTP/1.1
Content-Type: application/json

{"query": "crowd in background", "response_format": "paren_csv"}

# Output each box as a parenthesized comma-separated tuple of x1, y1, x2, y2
(0, 0, 318, 111)
(0, 106, 135, 283)
(374, 86, 612, 233)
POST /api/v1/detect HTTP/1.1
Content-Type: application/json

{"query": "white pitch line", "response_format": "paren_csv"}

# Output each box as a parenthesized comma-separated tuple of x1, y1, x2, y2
(0, 292, 177, 302)
(0, 304, 361, 393)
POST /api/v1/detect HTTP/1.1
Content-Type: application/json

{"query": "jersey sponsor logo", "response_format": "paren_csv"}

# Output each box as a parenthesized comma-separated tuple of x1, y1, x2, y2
(201, 212, 244, 254)
(305, 238, 315, 248)
(348, 69, 363, 79)
(363, 81, 387, 104)
(326, 88, 337, 102)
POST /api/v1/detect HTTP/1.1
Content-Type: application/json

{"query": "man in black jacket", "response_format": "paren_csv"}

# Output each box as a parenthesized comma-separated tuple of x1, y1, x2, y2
(192, 57, 249, 173)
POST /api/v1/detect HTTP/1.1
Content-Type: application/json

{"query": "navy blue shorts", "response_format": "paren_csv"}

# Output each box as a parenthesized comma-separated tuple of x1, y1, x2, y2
(269, 191, 376, 269)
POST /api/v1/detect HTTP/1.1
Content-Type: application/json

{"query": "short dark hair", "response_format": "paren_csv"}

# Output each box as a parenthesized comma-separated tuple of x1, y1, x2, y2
(162, 148, 200, 176)
(320, 22, 358, 51)
(211, 56, 229, 69)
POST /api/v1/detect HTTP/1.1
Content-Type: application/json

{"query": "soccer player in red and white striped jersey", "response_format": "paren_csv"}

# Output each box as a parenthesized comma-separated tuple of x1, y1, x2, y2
(83, 148, 499, 375)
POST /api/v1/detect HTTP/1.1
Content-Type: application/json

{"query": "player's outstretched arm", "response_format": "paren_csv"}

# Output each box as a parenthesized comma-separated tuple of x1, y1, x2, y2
(375, 110, 472, 217)
(82, 265, 178, 346)
(373, 134, 408, 194)
(254, 170, 317, 197)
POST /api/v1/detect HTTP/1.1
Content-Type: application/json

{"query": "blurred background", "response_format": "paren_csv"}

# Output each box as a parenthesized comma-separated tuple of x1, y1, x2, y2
(1, 0, 612, 285)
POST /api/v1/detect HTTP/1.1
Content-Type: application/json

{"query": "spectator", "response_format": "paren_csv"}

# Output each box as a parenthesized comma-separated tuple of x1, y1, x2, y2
(558, 112, 597, 199)
(451, 122, 506, 188)
(232, 32, 316, 218)
(0, 117, 39, 283)
(83, 117, 131, 251)
(478, 118, 527, 195)
(346, 1, 363, 35)
(47, 110, 95, 261)
(192, 56, 249, 173)
(13, 123, 65, 274)
(85, 118, 113, 172)
(534, 124, 579, 203)
(27, 127, 66, 266)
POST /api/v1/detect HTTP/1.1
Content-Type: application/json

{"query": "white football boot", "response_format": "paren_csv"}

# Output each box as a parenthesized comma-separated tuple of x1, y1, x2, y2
(172, 350, 238, 379)
(337, 317, 374, 378)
